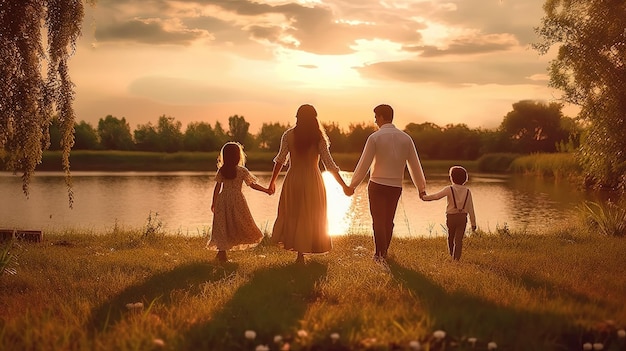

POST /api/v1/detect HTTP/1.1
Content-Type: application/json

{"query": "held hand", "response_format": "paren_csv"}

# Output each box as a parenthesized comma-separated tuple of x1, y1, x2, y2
(419, 191, 427, 200)
(268, 182, 276, 195)
(343, 185, 355, 196)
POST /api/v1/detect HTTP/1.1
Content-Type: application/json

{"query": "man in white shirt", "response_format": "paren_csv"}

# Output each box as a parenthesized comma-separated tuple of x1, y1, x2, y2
(345, 104, 427, 261)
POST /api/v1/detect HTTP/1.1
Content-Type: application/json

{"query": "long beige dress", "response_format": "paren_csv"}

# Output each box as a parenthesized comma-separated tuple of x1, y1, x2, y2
(271, 128, 340, 253)
(207, 166, 263, 251)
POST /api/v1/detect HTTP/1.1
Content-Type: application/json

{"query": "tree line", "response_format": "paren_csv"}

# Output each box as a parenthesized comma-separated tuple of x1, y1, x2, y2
(48, 100, 580, 160)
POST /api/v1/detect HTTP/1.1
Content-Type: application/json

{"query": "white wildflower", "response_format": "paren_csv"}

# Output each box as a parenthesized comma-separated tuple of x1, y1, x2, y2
(245, 330, 256, 340)
(487, 341, 498, 350)
(433, 330, 446, 339)
(330, 333, 340, 342)
(297, 329, 308, 338)
(133, 302, 144, 309)
(468, 337, 477, 345)
(255, 345, 269, 351)
(152, 338, 165, 347)
(618, 329, 626, 338)
(274, 335, 283, 343)
(409, 340, 421, 350)
(593, 343, 604, 350)
(583, 343, 593, 350)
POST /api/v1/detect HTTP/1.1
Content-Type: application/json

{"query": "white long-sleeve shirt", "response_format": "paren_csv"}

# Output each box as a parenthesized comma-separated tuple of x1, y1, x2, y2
(422, 184, 477, 227)
(349, 123, 426, 192)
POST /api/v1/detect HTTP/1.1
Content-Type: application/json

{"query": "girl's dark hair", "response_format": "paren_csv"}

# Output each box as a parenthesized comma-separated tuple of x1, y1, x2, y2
(293, 104, 328, 152)
(217, 142, 246, 179)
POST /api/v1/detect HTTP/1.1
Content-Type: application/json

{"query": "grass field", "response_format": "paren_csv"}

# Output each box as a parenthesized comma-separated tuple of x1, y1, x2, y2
(1, 225, 625, 351)
(30, 150, 478, 174)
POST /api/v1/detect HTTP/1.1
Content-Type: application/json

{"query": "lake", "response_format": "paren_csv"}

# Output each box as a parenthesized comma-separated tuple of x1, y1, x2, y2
(0, 171, 604, 237)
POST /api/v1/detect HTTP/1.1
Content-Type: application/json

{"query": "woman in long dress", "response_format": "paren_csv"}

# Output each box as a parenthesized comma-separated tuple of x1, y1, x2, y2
(268, 104, 350, 263)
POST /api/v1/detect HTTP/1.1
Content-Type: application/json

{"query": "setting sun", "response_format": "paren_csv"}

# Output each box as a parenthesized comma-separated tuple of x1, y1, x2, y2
(322, 171, 353, 235)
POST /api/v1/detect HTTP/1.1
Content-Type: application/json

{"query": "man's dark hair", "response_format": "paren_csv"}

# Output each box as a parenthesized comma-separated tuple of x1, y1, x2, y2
(373, 104, 394, 122)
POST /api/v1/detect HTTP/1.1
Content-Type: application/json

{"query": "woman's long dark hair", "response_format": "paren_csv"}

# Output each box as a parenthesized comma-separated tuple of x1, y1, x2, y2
(217, 142, 246, 179)
(293, 104, 328, 152)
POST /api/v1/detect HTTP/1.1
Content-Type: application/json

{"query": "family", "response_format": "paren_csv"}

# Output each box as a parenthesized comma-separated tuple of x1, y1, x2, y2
(207, 104, 477, 264)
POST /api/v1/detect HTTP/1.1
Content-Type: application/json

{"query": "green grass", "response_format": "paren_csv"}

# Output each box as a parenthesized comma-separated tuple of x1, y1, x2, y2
(1, 226, 625, 351)
(29, 150, 476, 174)
(509, 153, 582, 180)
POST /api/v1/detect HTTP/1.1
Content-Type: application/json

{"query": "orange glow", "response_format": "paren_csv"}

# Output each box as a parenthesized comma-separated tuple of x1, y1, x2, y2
(322, 171, 353, 235)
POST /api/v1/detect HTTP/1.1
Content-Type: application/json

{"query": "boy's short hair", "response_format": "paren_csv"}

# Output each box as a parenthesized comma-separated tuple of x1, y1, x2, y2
(449, 166, 468, 185)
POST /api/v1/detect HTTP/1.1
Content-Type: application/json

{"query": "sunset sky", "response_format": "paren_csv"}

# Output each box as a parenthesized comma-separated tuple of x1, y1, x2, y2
(69, 0, 572, 134)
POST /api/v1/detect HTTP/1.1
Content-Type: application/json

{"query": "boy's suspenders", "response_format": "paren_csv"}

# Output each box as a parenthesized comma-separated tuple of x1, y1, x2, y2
(450, 186, 470, 213)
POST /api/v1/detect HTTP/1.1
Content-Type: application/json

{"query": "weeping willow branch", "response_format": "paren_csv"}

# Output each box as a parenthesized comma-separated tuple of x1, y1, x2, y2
(1, 0, 93, 207)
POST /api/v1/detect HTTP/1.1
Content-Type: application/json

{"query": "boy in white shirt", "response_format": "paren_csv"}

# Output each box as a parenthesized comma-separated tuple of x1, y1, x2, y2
(421, 166, 476, 261)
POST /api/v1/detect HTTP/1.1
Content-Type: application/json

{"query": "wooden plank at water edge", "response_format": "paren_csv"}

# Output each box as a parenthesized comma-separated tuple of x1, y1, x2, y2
(0, 229, 43, 242)
(15, 230, 43, 242)
(0, 229, 13, 241)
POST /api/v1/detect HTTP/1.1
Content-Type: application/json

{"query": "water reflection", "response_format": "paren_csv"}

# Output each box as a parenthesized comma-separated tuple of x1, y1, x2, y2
(0, 171, 608, 237)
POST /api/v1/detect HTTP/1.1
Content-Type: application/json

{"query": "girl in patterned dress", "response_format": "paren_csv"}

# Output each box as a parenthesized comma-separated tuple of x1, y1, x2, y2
(208, 142, 271, 262)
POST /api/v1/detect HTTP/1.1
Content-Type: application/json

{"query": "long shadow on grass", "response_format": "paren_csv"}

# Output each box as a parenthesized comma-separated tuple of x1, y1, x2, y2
(387, 260, 580, 350)
(183, 261, 328, 350)
(87, 261, 237, 333)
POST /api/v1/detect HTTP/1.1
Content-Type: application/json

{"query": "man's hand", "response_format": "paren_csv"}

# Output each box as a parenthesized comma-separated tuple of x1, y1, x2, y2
(343, 185, 355, 196)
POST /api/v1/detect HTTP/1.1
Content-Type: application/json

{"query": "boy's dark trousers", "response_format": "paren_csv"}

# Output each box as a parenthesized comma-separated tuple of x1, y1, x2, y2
(368, 181, 402, 258)
(446, 213, 468, 260)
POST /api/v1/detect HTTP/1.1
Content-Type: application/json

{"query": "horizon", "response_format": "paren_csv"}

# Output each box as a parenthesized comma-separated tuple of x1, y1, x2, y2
(69, 0, 578, 133)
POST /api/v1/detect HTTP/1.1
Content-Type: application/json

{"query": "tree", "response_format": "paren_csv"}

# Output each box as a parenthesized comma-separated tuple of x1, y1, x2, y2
(323, 122, 348, 153)
(74, 121, 100, 150)
(499, 100, 568, 154)
(155, 115, 183, 152)
(134, 122, 159, 152)
(1, 0, 91, 201)
(256, 122, 289, 151)
(346, 123, 376, 153)
(98, 115, 134, 150)
(213, 121, 229, 149)
(439, 124, 481, 160)
(183, 122, 218, 151)
(534, 0, 626, 190)
(404, 122, 444, 159)
(227, 115, 252, 147)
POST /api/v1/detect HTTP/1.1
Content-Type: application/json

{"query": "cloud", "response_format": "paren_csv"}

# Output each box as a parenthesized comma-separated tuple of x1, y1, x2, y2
(95, 18, 209, 45)
(357, 58, 548, 86)
(404, 33, 519, 57)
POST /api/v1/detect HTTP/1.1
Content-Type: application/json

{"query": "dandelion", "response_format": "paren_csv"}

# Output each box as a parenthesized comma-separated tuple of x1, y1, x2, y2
(125, 302, 143, 310)
(433, 330, 446, 339)
(274, 335, 283, 343)
(487, 341, 498, 350)
(409, 340, 421, 350)
(330, 333, 340, 342)
(245, 330, 256, 340)
(152, 338, 165, 347)
(618, 329, 626, 338)
(297, 329, 308, 338)
(255, 345, 269, 351)
(593, 343, 604, 350)
(583, 343, 593, 350)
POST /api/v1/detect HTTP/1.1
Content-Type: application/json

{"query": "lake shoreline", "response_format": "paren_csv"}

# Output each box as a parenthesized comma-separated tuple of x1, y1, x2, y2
(25, 150, 480, 173)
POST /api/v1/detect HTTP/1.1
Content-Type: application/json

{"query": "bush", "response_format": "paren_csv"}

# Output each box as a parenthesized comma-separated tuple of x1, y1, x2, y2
(476, 153, 520, 173)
